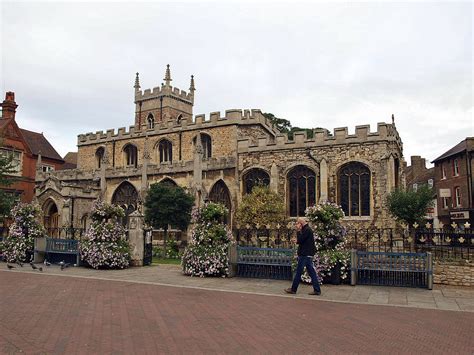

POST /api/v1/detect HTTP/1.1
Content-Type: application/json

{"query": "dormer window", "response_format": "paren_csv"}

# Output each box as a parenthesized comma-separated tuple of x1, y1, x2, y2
(147, 114, 155, 129)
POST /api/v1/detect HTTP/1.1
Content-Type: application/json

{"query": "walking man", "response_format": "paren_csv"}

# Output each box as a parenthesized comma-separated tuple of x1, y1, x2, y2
(285, 217, 321, 295)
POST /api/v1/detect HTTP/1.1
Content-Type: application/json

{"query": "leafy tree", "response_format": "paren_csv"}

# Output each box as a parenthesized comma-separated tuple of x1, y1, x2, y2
(264, 113, 329, 140)
(386, 185, 435, 227)
(0, 147, 16, 221)
(144, 183, 195, 255)
(263, 112, 292, 133)
(235, 185, 286, 227)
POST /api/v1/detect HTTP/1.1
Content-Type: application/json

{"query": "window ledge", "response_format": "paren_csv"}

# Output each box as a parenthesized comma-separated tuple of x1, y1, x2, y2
(343, 216, 372, 221)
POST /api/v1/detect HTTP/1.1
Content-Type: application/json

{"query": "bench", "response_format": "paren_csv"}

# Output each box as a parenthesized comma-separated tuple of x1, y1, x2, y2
(45, 238, 80, 265)
(351, 250, 433, 289)
(237, 246, 294, 280)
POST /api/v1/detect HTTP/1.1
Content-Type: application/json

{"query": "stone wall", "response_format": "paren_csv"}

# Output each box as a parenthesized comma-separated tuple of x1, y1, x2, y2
(434, 261, 473, 287)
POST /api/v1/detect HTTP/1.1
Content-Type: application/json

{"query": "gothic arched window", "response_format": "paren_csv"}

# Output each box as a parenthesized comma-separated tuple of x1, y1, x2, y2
(242, 168, 270, 194)
(147, 114, 155, 129)
(124, 144, 138, 168)
(159, 178, 178, 188)
(209, 180, 232, 224)
(193, 133, 212, 159)
(338, 162, 370, 217)
(112, 181, 139, 227)
(95, 147, 104, 169)
(287, 166, 316, 217)
(159, 139, 173, 163)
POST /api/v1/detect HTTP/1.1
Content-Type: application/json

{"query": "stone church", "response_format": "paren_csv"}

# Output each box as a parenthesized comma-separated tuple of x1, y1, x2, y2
(35, 65, 404, 233)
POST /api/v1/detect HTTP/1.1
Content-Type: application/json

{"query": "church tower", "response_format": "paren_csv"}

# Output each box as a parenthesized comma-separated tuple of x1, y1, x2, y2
(134, 65, 195, 129)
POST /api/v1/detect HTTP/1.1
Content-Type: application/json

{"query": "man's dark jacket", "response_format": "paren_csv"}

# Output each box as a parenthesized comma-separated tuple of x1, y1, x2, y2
(297, 224, 316, 256)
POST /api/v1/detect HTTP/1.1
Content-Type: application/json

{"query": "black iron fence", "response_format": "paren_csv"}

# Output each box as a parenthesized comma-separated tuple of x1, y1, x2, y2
(233, 227, 296, 249)
(346, 228, 472, 261)
(45, 227, 85, 241)
(233, 226, 472, 261)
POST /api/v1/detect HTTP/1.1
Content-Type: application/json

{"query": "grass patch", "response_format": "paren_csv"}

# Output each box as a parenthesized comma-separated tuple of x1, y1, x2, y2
(152, 257, 181, 265)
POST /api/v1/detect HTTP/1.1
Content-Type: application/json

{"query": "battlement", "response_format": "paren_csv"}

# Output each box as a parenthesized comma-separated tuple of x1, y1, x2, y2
(135, 84, 193, 103)
(237, 122, 403, 152)
(78, 109, 280, 145)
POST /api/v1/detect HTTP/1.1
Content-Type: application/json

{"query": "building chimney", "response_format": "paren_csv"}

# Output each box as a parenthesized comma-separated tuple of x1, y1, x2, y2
(1, 92, 18, 120)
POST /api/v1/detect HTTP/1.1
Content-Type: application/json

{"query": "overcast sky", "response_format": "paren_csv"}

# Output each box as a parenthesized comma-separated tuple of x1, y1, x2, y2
(1, 1, 472, 165)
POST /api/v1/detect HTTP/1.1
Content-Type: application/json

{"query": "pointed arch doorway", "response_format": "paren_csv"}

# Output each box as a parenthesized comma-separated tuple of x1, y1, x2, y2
(43, 199, 59, 237)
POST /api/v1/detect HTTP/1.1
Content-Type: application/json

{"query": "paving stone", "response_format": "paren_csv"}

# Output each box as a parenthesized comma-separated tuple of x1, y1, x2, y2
(1, 271, 473, 354)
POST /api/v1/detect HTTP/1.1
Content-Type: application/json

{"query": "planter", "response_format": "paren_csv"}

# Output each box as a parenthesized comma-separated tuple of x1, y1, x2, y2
(323, 262, 342, 285)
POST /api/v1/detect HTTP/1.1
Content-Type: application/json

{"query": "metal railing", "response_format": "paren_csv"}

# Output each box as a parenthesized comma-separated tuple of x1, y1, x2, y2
(346, 228, 472, 261)
(45, 227, 85, 240)
(233, 227, 296, 249)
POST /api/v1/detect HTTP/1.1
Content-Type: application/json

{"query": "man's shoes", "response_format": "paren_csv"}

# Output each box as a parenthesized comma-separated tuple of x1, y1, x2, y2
(284, 288, 296, 294)
(308, 290, 321, 296)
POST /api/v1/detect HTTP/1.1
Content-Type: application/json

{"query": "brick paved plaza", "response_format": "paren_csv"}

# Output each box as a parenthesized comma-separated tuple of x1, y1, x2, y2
(1, 268, 473, 354)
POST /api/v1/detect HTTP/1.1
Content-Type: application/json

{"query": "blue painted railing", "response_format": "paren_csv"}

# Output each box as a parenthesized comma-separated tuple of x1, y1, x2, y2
(351, 251, 433, 289)
(237, 246, 294, 280)
(45, 238, 80, 265)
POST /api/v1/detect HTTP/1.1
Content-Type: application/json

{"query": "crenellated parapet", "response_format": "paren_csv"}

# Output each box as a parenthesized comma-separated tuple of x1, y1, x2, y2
(135, 84, 193, 104)
(78, 109, 279, 146)
(237, 122, 403, 153)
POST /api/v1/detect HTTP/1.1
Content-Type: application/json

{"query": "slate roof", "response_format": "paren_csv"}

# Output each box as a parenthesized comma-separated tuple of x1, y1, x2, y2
(20, 129, 63, 161)
(432, 139, 473, 163)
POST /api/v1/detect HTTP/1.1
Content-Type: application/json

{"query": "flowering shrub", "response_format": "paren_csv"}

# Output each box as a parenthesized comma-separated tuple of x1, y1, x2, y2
(3, 202, 46, 262)
(182, 202, 234, 277)
(302, 202, 350, 283)
(80, 199, 130, 269)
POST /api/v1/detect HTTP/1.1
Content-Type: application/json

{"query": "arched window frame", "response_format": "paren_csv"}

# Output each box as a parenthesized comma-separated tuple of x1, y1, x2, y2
(209, 179, 232, 225)
(242, 168, 270, 194)
(158, 139, 173, 163)
(338, 162, 371, 217)
(147, 114, 155, 129)
(193, 133, 212, 160)
(123, 144, 138, 168)
(95, 147, 105, 169)
(287, 165, 317, 217)
(112, 181, 139, 227)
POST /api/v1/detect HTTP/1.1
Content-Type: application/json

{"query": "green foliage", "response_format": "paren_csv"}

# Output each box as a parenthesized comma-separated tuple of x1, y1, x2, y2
(3, 203, 46, 262)
(80, 200, 130, 269)
(182, 203, 234, 277)
(200, 202, 228, 223)
(152, 239, 181, 259)
(263, 113, 328, 140)
(263, 112, 292, 132)
(144, 183, 195, 231)
(386, 185, 435, 226)
(235, 185, 286, 227)
(0, 149, 16, 220)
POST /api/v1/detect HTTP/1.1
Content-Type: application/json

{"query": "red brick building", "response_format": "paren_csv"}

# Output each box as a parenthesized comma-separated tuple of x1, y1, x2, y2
(405, 155, 438, 226)
(432, 138, 474, 226)
(0, 92, 65, 203)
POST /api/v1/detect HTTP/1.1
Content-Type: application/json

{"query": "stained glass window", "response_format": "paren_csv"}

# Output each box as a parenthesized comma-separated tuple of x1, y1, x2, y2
(209, 180, 232, 224)
(159, 139, 173, 163)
